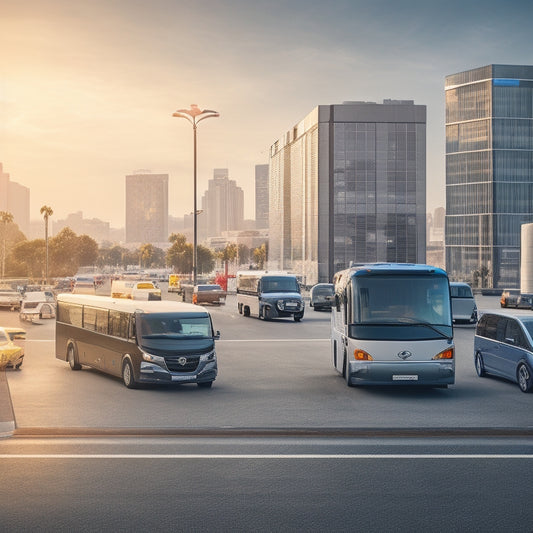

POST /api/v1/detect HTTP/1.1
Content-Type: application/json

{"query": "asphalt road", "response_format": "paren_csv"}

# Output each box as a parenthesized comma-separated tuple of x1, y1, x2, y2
(2, 292, 533, 431)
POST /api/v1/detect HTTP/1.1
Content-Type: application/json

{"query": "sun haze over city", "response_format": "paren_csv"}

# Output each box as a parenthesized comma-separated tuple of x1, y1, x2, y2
(2, 0, 533, 227)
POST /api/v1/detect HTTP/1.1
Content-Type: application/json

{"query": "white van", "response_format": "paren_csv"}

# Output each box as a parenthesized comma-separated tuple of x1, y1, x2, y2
(236, 271, 304, 321)
(111, 280, 161, 301)
(19, 291, 56, 321)
(449, 282, 478, 323)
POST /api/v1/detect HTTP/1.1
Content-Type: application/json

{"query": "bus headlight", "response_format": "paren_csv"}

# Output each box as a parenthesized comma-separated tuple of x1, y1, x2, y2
(200, 350, 216, 362)
(433, 348, 454, 360)
(142, 351, 165, 365)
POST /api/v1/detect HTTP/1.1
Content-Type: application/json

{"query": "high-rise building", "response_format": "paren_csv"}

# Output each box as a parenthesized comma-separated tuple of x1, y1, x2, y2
(200, 169, 244, 240)
(54, 211, 110, 244)
(445, 65, 533, 288)
(269, 100, 426, 285)
(255, 164, 269, 229)
(0, 163, 30, 236)
(125, 172, 168, 244)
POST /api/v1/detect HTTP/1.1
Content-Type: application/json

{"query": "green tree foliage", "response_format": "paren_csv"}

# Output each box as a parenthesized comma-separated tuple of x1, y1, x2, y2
(166, 233, 193, 273)
(197, 244, 215, 274)
(166, 233, 215, 275)
(77, 235, 99, 267)
(253, 243, 268, 269)
(10, 239, 45, 278)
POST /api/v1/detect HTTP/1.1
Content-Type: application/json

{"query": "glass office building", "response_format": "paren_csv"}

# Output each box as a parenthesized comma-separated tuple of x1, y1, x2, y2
(269, 100, 426, 285)
(445, 65, 533, 288)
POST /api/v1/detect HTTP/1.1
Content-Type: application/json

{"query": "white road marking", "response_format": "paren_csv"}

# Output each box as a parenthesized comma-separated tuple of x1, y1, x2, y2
(0, 454, 532, 459)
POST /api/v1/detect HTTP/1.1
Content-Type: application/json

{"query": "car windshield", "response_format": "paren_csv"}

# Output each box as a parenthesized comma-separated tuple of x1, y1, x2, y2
(139, 313, 212, 338)
(0, 331, 9, 344)
(313, 285, 334, 296)
(450, 285, 473, 298)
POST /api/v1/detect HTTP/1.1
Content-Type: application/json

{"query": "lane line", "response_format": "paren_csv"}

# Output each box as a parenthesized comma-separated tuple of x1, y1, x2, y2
(1, 454, 533, 459)
(217, 339, 330, 342)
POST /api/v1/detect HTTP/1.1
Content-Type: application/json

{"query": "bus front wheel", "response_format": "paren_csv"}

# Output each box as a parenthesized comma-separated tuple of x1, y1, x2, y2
(122, 360, 138, 389)
(67, 345, 81, 370)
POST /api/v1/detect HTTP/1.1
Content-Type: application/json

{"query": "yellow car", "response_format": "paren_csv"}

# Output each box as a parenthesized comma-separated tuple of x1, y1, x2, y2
(0, 326, 26, 370)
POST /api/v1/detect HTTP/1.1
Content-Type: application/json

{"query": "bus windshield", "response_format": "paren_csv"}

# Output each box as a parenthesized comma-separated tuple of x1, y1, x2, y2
(261, 277, 299, 293)
(349, 274, 452, 340)
(138, 313, 212, 339)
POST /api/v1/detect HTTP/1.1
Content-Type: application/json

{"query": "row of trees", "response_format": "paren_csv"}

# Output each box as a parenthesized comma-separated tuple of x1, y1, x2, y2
(1, 211, 268, 281)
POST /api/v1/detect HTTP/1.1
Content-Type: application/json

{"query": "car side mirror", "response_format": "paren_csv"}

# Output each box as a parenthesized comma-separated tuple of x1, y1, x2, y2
(214, 330, 221, 340)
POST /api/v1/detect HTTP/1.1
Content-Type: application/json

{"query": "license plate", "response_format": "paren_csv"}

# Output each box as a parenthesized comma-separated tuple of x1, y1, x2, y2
(286, 302, 297, 307)
(392, 375, 418, 381)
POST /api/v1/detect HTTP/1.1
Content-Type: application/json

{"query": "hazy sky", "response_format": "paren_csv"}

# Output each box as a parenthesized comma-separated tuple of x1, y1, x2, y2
(2, 0, 533, 228)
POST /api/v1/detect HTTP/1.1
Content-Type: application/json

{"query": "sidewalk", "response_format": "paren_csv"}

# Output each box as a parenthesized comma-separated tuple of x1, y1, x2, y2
(0, 371, 15, 437)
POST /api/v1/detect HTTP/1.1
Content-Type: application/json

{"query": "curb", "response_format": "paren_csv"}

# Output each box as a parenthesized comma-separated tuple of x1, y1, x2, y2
(0, 371, 15, 438)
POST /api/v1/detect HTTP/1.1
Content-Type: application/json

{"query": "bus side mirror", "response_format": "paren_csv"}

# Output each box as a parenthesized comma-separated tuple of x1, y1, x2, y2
(335, 294, 341, 312)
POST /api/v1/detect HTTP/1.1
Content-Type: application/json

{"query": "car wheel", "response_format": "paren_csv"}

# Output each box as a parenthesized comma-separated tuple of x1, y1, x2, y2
(293, 313, 303, 322)
(517, 363, 533, 393)
(122, 360, 137, 389)
(68, 344, 81, 370)
(15, 361, 22, 370)
(197, 381, 213, 389)
(475, 352, 486, 377)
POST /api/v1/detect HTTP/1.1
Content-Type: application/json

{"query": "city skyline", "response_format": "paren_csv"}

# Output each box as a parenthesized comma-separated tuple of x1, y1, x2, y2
(3, 1, 533, 227)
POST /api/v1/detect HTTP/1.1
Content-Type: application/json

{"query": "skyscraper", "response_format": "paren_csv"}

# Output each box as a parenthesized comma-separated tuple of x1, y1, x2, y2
(269, 100, 426, 285)
(255, 164, 269, 229)
(445, 65, 533, 288)
(125, 172, 168, 243)
(200, 169, 244, 239)
(0, 163, 30, 236)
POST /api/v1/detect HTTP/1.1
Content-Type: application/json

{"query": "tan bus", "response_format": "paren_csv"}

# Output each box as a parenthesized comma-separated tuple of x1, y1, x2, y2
(56, 294, 219, 388)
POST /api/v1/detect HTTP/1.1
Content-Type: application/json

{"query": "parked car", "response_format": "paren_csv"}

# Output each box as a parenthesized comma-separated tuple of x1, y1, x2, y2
(0, 326, 25, 370)
(309, 283, 335, 311)
(19, 291, 56, 321)
(0, 290, 21, 311)
(474, 311, 533, 392)
(449, 282, 477, 323)
(500, 289, 522, 308)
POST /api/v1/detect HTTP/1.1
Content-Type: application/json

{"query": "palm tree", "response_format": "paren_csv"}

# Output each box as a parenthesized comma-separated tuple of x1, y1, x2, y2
(0, 211, 14, 278)
(40, 205, 53, 284)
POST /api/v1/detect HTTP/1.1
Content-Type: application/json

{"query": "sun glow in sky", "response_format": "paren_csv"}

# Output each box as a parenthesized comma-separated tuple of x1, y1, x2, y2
(2, 0, 533, 227)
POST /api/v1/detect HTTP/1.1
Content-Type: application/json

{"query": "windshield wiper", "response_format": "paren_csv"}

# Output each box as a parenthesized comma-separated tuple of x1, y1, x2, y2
(354, 321, 453, 341)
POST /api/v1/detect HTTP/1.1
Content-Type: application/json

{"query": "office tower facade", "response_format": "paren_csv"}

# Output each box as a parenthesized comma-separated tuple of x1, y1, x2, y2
(255, 164, 269, 229)
(445, 65, 533, 288)
(269, 100, 426, 285)
(125, 172, 168, 243)
(200, 169, 244, 239)
(0, 163, 30, 236)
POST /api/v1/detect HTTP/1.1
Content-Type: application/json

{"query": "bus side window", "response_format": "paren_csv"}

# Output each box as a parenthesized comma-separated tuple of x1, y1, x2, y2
(129, 318, 136, 340)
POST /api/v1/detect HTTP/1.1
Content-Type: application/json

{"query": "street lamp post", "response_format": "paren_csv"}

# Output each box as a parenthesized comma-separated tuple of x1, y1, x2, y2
(173, 104, 219, 285)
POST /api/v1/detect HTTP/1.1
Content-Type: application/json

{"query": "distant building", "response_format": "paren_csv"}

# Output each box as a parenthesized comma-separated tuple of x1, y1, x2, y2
(445, 64, 533, 288)
(269, 100, 426, 285)
(200, 169, 244, 240)
(125, 172, 168, 244)
(0, 163, 30, 236)
(255, 164, 269, 229)
(54, 211, 110, 244)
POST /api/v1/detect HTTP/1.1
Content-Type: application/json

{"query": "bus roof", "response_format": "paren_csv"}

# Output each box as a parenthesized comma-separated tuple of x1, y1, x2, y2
(56, 293, 208, 315)
(339, 263, 448, 278)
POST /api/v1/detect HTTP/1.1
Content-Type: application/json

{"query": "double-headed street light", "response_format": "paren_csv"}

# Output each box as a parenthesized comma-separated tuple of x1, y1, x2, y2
(173, 104, 219, 285)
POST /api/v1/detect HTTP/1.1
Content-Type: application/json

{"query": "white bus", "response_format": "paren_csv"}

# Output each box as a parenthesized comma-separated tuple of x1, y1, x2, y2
(56, 294, 219, 388)
(236, 271, 304, 321)
(331, 263, 454, 388)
